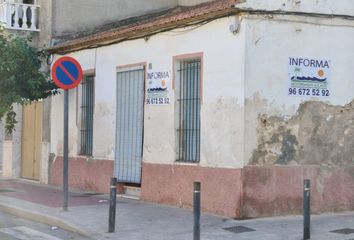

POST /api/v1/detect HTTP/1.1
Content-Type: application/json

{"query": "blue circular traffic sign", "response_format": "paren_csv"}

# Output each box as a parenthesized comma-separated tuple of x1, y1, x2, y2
(52, 56, 83, 90)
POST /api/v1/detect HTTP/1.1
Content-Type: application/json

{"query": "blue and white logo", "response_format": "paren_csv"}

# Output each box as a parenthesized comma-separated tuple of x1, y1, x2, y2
(288, 57, 331, 97)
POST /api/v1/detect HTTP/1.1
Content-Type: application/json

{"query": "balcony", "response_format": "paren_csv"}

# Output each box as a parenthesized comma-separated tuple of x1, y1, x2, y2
(0, 0, 39, 31)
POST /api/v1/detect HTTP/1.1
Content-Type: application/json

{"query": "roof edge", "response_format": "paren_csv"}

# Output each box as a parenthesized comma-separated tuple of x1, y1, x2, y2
(49, 0, 242, 54)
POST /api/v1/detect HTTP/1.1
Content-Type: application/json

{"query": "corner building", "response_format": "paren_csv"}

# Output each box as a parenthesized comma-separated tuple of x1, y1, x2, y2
(49, 0, 354, 218)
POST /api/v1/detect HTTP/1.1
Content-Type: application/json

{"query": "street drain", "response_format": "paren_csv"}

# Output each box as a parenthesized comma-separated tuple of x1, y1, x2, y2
(0, 189, 16, 193)
(223, 226, 256, 234)
(330, 228, 354, 235)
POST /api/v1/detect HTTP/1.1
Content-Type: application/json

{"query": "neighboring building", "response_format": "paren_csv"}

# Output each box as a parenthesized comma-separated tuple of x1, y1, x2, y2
(50, 0, 211, 43)
(0, 0, 52, 183)
(49, 0, 354, 218)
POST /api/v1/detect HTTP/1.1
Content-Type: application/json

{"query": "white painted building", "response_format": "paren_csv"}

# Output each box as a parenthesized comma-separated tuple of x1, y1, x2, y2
(49, 0, 354, 218)
(0, 0, 52, 183)
(1, 0, 210, 183)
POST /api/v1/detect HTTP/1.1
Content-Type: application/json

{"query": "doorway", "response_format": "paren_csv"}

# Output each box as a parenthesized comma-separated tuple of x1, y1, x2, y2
(115, 65, 145, 184)
(21, 101, 42, 180)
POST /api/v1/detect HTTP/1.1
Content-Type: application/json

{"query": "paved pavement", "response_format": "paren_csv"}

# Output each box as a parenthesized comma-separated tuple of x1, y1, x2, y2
(0, 178, 353, 240)
(0, 210, 87, 239)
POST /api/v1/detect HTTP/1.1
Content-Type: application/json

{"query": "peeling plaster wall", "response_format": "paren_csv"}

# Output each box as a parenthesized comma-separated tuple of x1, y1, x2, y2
(250, 101, 354, 167)
(243, 15, 354, 165)
(51, 16, 246, 169)
(240, 10, 354, 217)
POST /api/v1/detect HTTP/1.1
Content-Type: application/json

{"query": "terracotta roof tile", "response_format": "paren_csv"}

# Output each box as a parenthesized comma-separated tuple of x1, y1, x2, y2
(50, 0, 242, 54)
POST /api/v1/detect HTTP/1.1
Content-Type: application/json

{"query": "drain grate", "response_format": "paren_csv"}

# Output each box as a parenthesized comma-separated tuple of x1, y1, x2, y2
(223, 226, 256, 234)
(0, 189, 16, 193)
(330, 228, 354, 235)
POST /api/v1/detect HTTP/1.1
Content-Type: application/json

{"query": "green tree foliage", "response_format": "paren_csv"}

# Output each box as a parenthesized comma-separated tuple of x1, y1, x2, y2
(0, 27, 58, 134)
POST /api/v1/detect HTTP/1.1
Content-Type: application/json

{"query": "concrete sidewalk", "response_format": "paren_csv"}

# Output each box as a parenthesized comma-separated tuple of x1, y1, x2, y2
(0, 179, 353, 240)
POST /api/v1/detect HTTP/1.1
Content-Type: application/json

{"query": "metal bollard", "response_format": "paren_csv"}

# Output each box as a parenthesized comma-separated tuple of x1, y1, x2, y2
(193, 182, 201, 240)
(303, 179, 311, 240)
(108, 177, 117, 233)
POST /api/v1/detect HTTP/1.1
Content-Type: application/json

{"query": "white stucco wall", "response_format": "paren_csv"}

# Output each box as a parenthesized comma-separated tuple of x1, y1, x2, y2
(243, 15, 354, 164)
(51, 0, 354, 170)
(51, 16, 246, 169)
(2, 105, 22, 178)
(236, 0, 354, 17)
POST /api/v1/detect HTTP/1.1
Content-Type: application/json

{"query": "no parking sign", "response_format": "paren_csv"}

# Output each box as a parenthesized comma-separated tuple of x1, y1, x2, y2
(51, 56, 83, 90)
(51, 56, 83, 211)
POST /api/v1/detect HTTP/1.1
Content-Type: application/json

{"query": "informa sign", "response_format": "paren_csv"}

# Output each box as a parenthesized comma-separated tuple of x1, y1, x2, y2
(146, 70, 171, 105)
(288, 57, 331, 97)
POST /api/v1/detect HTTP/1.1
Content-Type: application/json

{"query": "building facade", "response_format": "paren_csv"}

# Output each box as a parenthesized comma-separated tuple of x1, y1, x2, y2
(49, 0, 354, 218)
(3, 0, 354, 219)
(0, 0, 209, 182)
(0, 0, 52, 183)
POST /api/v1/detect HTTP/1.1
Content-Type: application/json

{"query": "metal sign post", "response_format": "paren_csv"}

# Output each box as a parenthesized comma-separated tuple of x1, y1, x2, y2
(51, 56, 83, 211)
(63, 90, 69, 211)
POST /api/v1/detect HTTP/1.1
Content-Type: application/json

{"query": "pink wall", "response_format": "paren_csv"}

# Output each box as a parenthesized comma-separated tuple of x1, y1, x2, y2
(141, 163, 243, 218)
(50, 158, 354, 218)
(50, 156, 114, 193)
(242, 165, 354, 218)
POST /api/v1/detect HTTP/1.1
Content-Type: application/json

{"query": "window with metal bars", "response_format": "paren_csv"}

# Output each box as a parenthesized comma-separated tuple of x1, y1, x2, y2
(176, 58, 201, 162)
(80, 75, 94, 156)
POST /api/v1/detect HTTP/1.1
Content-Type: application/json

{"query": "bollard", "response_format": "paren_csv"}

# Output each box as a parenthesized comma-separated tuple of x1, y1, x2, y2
(108, 177, 117, 233)
(193, 182, 201, 240)
(303, 179, 311, 240)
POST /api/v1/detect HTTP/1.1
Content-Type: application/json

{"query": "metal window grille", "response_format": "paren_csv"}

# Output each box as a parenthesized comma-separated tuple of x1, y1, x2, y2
(176, 59, 201, 162)
(80, 75, 94, 156)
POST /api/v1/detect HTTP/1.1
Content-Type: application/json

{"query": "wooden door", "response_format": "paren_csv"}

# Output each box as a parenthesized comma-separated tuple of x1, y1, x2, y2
(21, 101, 42, 180)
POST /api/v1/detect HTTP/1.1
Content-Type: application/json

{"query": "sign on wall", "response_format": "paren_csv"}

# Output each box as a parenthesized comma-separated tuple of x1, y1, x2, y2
(288, 57, 331, 97)
(146, 70, 171, 105)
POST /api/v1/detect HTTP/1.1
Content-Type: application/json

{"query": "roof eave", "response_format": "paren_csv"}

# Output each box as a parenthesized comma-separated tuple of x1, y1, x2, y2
(49, 0, 242, 54)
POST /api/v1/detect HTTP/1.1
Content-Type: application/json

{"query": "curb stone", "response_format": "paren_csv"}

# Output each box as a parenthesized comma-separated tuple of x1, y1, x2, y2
(0, 202, 100, 239)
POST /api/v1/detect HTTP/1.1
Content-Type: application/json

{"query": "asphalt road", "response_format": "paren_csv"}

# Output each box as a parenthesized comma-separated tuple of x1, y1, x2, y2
(0, 210, 87, 240)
